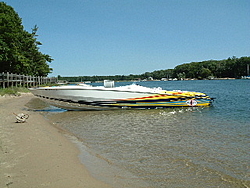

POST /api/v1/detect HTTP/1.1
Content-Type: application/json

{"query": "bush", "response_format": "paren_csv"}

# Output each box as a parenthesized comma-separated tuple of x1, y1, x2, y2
(0, 87, 30, 96)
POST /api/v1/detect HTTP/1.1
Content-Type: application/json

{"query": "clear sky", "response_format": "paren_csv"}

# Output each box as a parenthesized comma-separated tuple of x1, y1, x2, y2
(4, 0, 250, 76)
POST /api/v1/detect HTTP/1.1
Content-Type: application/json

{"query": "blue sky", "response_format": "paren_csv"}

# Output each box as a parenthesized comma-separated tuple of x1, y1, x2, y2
(4, 0, 250, 76)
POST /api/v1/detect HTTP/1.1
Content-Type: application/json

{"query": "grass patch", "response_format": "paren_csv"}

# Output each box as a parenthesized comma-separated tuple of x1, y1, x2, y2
(0, 87, 30, 96)
(37, 83, 60, 87)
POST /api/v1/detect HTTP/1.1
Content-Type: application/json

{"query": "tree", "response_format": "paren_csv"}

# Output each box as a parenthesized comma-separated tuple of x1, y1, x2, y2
(0, 2, 53, 76)
(199, 68, 212, 79)
(234, 57, 250, 78)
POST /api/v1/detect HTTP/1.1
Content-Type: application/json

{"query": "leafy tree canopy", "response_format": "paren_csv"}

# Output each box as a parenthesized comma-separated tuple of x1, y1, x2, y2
(0, 2, 53, 76)
(172, 56, 250, 79)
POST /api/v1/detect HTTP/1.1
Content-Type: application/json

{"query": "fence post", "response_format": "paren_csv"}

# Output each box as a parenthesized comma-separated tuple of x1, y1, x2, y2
(11, 73, 13, 87)
(7, 72, 9, 87)
(26, 75, 27, 87)
(1, 72, 4, 88)
(23, 75, 26, 87)
(19, 74, 22, 86)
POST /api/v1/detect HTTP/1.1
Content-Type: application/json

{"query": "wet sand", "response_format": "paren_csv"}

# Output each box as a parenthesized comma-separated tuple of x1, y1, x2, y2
(0, 93, 111, 188)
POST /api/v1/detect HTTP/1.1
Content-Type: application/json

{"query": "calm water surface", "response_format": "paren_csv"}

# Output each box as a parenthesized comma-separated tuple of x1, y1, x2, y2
(30, 80, 249, 188)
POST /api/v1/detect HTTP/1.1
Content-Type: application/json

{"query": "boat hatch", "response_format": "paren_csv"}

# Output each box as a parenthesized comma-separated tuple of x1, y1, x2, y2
(104, 80, 115, 88)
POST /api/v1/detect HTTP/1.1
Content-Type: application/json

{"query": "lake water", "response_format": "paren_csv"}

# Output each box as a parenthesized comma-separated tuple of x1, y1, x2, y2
(29, 80, 250, 187)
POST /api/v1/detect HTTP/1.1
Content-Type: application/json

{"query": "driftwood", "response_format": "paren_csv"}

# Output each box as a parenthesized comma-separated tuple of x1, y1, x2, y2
(13, 113, 29, 123)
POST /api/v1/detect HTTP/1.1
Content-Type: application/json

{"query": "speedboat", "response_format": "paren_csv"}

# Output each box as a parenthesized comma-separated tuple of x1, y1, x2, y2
(29, 80, 213, 110)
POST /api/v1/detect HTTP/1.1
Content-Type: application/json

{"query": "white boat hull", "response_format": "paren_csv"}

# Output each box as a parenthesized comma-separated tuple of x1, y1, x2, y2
(29, 84, 213, 110)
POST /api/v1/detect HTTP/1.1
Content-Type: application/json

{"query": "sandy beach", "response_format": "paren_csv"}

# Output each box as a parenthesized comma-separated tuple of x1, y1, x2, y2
(0, 93, 111, 188)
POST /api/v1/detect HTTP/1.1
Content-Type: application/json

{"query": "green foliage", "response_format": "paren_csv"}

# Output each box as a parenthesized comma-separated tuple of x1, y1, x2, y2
(59, 70, 174, 82)
(0, 87, 30, 96)
(38, 83, 60, 87)
(173, 56, 250, 79)
(0, 2, 53, 76)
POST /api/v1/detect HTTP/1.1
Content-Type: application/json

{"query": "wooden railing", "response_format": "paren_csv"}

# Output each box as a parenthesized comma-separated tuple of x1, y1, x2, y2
(0, 72, 58, 88)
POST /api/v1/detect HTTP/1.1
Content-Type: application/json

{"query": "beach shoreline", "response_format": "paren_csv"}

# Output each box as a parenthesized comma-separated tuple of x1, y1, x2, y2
(0, 93, 111, 188)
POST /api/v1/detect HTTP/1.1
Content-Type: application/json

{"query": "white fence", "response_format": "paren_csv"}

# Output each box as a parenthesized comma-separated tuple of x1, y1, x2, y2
(0, 72, 57, 88)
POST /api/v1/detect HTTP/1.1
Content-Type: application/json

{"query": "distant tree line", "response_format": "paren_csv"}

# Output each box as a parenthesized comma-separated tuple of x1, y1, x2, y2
(59, 56, 250, 82)
(58, 69, 174, 82)
(0, 2, 53, 76)
(173, 56, 250, 80)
